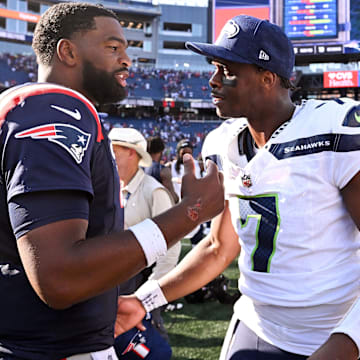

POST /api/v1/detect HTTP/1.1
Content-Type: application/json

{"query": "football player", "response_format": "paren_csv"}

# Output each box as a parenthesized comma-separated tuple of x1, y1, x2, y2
(0, 3, 224, 359)
(116, 15, 360, 360)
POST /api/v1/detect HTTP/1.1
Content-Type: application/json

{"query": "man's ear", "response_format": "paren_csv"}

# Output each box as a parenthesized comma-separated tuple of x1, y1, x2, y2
(56, 39, 78, 67)
(262, 70, 277, 89)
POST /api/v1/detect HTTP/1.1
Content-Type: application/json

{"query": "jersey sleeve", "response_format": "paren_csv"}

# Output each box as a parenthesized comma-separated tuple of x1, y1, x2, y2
(202, 123, 224, 169)
(9, 190, 90, 239)
(329, 100, 360, 189)
(1, 86, 101, 202)
(202, 118, 247, 200)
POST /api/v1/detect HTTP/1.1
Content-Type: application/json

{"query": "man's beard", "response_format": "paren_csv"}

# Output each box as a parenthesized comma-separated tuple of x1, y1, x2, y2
(82, 60, 127, 105)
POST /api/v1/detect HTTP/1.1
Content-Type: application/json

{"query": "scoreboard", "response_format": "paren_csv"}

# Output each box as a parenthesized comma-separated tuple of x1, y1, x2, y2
(283, 0, 338, 41)
(269, 0, 358, 64)
(270, 0, 349, 43)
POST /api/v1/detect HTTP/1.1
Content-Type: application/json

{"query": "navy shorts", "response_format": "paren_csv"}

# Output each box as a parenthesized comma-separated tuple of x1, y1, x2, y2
(223, 319, 308, 360)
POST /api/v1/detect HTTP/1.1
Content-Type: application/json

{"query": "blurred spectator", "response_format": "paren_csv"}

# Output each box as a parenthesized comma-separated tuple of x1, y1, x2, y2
(168, 139, 205, 246)
(146, 136, 179, 203)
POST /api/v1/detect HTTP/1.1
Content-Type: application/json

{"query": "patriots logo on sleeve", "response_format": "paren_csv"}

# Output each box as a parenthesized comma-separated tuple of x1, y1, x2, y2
(15, 123, 91, 164)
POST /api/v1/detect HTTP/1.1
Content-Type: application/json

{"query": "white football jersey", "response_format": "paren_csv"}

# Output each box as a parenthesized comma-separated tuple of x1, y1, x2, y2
(202, 98, 360, 355)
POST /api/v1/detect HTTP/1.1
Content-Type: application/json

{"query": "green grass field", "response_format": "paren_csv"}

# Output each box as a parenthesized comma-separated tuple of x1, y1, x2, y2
(163, 239, 240, 360)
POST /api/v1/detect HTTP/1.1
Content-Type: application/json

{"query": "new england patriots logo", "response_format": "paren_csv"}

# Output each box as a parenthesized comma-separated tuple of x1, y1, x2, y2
(121, 330, 150, 358)
(15, 123, 91, 164)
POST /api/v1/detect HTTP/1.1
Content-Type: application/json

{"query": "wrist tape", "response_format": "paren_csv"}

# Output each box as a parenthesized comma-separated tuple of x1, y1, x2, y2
(129, 219, 167, 266)
(135, 280, 168, 313)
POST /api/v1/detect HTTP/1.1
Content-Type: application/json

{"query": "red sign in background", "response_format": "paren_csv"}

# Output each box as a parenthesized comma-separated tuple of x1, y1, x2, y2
(323, 70, 359, 88)
(214, 6, 269, 41)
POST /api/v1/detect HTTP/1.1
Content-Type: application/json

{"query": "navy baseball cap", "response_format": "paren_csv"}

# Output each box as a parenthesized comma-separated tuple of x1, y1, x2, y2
(185, 15, 295, 79)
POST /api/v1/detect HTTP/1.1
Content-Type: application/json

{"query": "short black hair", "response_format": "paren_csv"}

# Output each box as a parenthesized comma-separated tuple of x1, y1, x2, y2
(32, 2, 118, 66)
(147, 136, 165, 154)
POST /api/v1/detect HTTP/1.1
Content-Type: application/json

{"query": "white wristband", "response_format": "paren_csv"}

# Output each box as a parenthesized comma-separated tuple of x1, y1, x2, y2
(128, 218, 167, 266)
(135, 280, 168, 313)
(331, 297, 360, 355)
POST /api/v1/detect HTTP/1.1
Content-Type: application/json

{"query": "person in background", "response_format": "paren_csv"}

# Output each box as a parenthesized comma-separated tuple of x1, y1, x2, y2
(169, 139, 205, 246)
(116, 15, 360, 360)
(109, 127, 179, 357)
(0, 3, 224, 359)
(169, 139, 202, 198)
(145, 135, 179, 204)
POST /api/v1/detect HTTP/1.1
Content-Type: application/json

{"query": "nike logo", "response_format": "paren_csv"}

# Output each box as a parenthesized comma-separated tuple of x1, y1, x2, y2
(51, 105, 81, 120)
(355, 112, 360, 123)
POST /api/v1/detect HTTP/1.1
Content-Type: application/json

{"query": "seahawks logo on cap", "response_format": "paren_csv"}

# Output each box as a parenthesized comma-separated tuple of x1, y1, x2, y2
(221, 20, 240, 39)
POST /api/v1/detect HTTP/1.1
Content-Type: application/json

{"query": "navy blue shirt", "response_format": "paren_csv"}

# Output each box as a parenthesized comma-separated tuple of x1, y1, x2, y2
(144, 160, 163, 184)
(0, 83, 124, 360)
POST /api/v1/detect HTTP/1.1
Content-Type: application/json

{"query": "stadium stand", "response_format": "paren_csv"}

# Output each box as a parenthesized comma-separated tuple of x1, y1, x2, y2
(104, 115, 220, 159)
(0, 52, 220, 158)
(124, 68, 212, 100)
(0, 53, 36, 87)
(0, 53, 213, 99)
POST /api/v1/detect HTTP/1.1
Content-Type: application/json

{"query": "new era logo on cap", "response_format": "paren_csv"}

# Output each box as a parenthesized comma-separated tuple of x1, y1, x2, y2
(259, 50, 270, 61)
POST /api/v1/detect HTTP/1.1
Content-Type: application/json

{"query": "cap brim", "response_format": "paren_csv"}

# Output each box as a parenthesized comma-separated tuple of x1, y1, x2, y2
(185, 41, 252, 65)
(138, 151, 152, 168)
(111, 141, 152, 168)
